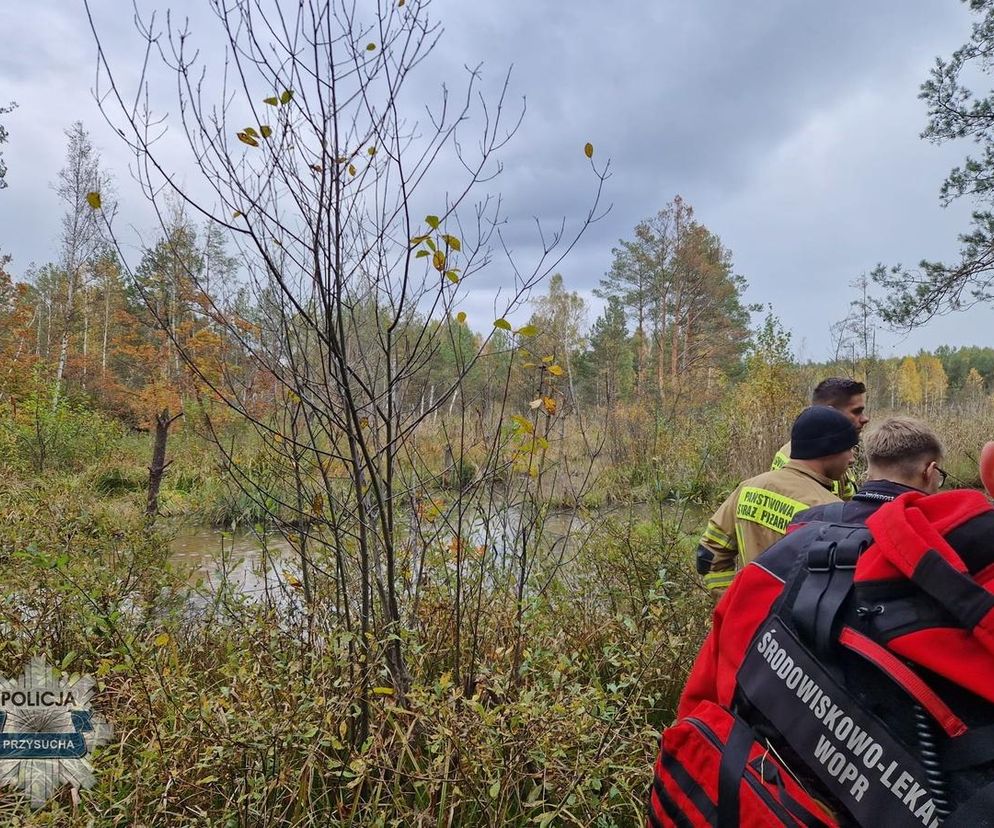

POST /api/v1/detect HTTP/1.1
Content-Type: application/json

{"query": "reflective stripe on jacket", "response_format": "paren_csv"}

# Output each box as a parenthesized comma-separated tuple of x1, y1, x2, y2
(699, 461, 840, 592)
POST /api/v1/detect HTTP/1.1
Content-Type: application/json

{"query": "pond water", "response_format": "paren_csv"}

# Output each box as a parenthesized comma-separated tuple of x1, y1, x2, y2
(166, 500, 703, 600)
(168, 525, 295, 599)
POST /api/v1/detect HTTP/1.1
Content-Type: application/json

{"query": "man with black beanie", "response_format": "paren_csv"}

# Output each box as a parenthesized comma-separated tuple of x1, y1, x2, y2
(698, 406, 859, 596)
(771, 377, 869, 499)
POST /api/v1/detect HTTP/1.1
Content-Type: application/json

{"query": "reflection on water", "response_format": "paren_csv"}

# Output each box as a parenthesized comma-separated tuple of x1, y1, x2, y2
(167, 500, 701, 600)
(168, 525, 295, 600)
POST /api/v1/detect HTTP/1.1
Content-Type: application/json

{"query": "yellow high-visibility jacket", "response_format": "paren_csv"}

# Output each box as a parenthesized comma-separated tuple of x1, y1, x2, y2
(700, 461, 840, 593)
(771, 440, 857, 500)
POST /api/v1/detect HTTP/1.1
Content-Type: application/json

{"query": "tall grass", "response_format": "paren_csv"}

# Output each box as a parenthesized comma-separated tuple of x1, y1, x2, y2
(0, 462, 709, 826)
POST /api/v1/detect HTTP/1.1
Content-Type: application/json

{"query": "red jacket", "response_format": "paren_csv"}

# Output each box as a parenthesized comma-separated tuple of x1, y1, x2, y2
(658, 489, 994, 827)
(680, 489, 994, 718)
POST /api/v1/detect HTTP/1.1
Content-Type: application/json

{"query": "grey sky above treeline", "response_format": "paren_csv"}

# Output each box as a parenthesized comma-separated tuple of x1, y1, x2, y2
(0, 0, 989, 361)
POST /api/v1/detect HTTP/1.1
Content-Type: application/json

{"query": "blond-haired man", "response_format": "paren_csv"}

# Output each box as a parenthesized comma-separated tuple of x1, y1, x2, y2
(791, 416, 945, 528)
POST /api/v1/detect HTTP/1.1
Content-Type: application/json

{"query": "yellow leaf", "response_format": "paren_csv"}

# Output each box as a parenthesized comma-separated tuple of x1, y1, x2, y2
(237, 131, 259, 147)
(433, 250, 446, 271)
(263, 96, 279, 106)
(547, 364, 564, 377)
(445, 270, 459, 284)
(232, 210, 243, 219)
(282, 569, 302, 588)
(442, 234, 461, 252)
(515, 324, 538, 337)
(260, 125, 272, 138)
(584, 142, 594, 158)
(425, 214, 441, 230)
(310, 163, 324, 173)
(542, 355, 555, 363)
(348, 164, 356, 176)
(456, 311, 467, 324)
(244, 126, 259, 137)
(368, 145, 377, 156)
(373, 686, 394, 695)
(542, 396, 557, 416)
(154, 632, 170, 647)
(410, 234, 431, 245)
(85, 192, 101, 209)
(366, 43, 377, 52)
(511, 414, 534, 433)
(311, 493, 324, 515)
(494, 318, 512, 331)
(280, 89, 294, 104)
(398, 0, 405, 5)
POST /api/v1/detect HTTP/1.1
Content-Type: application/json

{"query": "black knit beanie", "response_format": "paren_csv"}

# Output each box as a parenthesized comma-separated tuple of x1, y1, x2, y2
(789, 405, 859, 460)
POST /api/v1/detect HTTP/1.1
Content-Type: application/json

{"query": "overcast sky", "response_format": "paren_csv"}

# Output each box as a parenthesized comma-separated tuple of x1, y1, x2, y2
(0, 0, 989, 361)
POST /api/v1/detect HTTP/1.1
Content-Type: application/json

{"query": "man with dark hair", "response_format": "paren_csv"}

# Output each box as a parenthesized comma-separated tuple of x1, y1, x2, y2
(791, 416, 945, 527)
(698, 406, 857, 596)
(812, 377, 870, 409)
(772, 377, 869, 499)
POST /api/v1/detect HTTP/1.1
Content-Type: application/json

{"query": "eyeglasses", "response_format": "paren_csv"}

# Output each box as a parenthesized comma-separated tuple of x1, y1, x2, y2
(936, 466, 972, 489)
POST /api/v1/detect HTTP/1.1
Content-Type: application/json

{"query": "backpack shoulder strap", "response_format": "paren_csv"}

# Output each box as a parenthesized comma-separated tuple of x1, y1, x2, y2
(788, 522, 872, 656)
(818, 500, 846, 524)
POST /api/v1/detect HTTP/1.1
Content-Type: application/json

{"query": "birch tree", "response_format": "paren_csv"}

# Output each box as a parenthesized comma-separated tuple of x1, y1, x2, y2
(86, 0, 606, 740)
(52, 123, 111, 408)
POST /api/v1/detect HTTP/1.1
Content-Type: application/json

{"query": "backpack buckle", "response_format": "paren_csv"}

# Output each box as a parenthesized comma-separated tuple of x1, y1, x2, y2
(806, 541, 836, 573)
(833, 546, 860, 570)
(834, 535, 870, 570)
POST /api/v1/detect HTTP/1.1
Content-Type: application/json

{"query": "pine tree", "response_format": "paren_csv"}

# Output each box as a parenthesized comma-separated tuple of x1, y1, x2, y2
(586, 295, 633, 406)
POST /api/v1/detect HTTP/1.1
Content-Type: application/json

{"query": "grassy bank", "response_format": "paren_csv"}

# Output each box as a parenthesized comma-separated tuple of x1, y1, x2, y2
(0, 451, 710, 826)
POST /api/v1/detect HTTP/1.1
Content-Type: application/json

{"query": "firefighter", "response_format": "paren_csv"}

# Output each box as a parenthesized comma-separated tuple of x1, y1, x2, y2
(772, 378, 870, 500)
(698, 406, 857, 596)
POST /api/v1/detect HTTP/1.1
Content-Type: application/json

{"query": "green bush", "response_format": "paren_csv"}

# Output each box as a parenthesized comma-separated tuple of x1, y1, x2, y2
(0, 389, 126, 474)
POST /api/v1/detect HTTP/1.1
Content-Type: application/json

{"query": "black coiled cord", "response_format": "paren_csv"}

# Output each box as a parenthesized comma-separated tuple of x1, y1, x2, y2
(914, 704, 951, 819)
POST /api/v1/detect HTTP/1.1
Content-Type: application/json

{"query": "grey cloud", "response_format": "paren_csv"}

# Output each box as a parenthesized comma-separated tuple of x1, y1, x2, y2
(0, 0, 986, 358)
